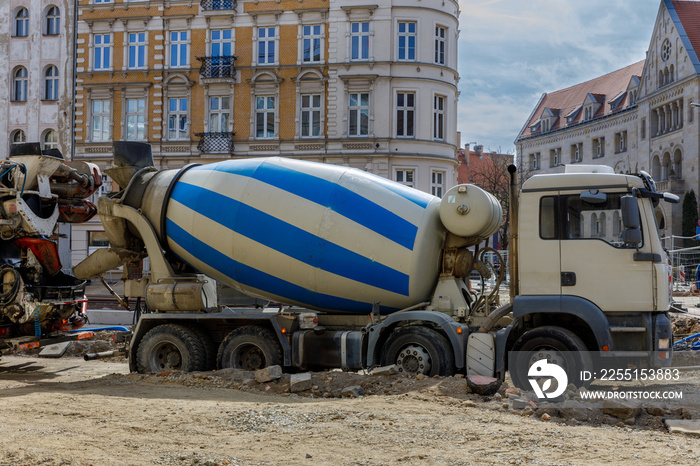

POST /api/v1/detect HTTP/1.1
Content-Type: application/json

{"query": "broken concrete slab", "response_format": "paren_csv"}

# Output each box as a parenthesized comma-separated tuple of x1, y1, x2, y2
(370, 365, 398, 376)
(602, 399, 641, 420)
(290, 373, 313, 393)
(39, 341, 71, 358)
(255, 365, 283, 383)
(665, 419, 700, 436)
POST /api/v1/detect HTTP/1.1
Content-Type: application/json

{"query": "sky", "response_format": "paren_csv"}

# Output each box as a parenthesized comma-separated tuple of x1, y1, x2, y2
(457, 0, 662, 155)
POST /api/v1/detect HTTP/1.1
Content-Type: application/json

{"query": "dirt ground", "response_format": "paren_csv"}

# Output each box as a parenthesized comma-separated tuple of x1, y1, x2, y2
(1, 350, 700, 466)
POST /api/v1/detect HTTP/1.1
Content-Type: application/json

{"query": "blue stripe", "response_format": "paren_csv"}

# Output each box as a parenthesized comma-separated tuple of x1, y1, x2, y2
(357, 170, 434, 208)
(206, 159, 420, 250)
(166, 220, 400, 314)
(170, 182, 410, 296)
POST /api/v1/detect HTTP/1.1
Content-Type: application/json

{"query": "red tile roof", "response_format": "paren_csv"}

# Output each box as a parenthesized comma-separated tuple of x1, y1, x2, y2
(516, 61, 644, 142)
(672, 1, 700, 67)
(457, 149, 512, 186)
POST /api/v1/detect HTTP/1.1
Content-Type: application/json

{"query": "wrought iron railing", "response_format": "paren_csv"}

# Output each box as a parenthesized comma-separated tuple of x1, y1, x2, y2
(200, 0, 237, 11)
(197, 56, 237, 79)
(196, 132, 235, 154)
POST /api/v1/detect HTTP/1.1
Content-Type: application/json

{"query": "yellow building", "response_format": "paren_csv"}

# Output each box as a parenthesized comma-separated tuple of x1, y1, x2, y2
(72, 0, 460, 264)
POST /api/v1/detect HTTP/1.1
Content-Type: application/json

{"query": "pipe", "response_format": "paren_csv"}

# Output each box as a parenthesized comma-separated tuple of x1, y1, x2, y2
(507, 165, 519, 301)
(84, 350, 125, 361)
(478, 302, 513, 333)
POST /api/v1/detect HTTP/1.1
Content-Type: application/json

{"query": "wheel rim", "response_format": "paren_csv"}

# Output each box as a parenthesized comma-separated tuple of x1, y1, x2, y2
(232, 344, 266, 370)
(151, 342, 183, 371)
(526, 347, 568, 393)
(396, 344, 431, 374)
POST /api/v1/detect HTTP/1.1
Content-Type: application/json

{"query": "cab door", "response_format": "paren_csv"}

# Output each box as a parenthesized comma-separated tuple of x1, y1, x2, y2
(558, 191, 653, 312)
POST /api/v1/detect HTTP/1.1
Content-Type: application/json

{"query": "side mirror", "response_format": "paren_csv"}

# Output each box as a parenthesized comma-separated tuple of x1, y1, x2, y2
(621, 195, 641, 247)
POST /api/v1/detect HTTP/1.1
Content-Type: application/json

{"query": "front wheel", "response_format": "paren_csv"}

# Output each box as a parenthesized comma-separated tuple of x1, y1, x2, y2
(217, 326, 283, 371)
(136, 324, 207, 373)
(509, 326, 592, 395)
(380, 327, 455, 376)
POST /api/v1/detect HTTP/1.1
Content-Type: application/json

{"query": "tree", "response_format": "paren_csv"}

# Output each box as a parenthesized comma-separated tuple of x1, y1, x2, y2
(682, 190, 698, 247)
(458, 150, 513, 250)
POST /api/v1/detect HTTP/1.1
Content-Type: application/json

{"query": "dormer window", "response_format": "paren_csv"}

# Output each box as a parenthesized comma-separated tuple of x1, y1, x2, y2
(539, 107, 558, 133)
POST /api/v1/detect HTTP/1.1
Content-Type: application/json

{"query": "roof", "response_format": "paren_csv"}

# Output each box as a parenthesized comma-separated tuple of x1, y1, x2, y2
(516, 61, 644, 142)
(669, 0, 700, 74)
(522, 172, 644, 192)
(457, 149, 512, 186)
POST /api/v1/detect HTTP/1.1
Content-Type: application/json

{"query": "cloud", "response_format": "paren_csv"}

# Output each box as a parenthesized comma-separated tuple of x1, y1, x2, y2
(457, 0, 659, 152)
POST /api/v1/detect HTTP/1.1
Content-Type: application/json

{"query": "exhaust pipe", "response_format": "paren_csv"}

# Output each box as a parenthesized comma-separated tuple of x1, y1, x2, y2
(508, 165, 519, 300)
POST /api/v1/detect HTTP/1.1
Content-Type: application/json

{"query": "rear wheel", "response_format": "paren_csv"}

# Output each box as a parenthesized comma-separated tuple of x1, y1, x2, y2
(380, 327, 454, 376)
(136, 324, 207, 373)
(217, 326, 283, 371)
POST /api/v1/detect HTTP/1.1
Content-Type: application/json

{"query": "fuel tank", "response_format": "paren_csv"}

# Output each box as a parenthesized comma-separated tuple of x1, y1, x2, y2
(132, 157, 501, 314)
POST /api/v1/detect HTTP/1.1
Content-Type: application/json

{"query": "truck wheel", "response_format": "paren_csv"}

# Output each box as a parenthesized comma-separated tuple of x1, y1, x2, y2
(136, 324, 207, 373)
(217, 326, 283, 371)
(380, 327, 454, 376)
(509, 326, 592, 394)
(192, 327, 217, 371)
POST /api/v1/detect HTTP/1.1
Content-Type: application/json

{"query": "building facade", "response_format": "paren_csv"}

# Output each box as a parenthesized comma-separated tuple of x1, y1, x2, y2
(516, 0, 700, 241)
(0, 0, 75, 157)
(71, 0, 461, 264)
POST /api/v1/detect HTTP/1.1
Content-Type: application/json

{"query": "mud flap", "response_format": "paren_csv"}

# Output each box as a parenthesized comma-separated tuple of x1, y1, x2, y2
(466, 332, 502, 395)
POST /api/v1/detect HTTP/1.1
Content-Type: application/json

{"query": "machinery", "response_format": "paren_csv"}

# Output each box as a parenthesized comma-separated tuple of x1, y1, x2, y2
(0, 143, 102, 354)
(76, 142, 677, 392)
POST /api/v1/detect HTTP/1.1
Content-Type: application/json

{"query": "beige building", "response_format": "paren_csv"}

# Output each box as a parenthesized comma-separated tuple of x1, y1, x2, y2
(71, 0, 461, 265)
(516, 0, 700, 240)
(0, 0, 75, 156)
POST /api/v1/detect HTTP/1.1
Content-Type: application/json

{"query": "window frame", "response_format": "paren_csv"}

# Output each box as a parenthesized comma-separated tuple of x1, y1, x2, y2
(91, 99, 112, 142)
(397, 21, 416, 61)
(12, 67, 28, 102)
(396, 91, 415, 138)
(394, 168, 415, 188)
(169, 31, 189, 68)
(128, 32, 147, 70)
(208, 96, 231, 133)
(350, 22, 370, 61)
(44, 65, 59, 101)
(301, 24, 322, 64)
(125, 98, 146, 141)
(434, 25, 446, 65)
(42, 129, 58, 151)
(257, 27, 276, 65)
(45, 6, 60, 36)
(167, 97, 189, 141)
(300, 93, 322, 138)
(348, 92, 370, 137)
(431, 170, 445, 198)
(433, 95, 445, 141)
(93, 33, 112, 70)
(255, 95, 276, 139)
(15, 8, 29, 37)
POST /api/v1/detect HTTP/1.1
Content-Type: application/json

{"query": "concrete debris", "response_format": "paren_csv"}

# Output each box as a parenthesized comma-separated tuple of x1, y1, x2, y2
(370, 365, 398, 376)
(665, 419, 700, 436)
(290, 373, 313, 393)
(38, 341, 71, 358)
(254, 365, 283, 383)
(602, 400, 641, 420)
(341, 386, 364, 398)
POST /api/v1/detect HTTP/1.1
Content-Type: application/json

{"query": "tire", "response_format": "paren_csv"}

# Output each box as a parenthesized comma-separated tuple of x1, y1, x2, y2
(380, 327, 455, 376)
(136, 324, 207, 373)
(192, 327, 217, 371)
(217, 326, 283, 371)
(509, 326, 592, 394)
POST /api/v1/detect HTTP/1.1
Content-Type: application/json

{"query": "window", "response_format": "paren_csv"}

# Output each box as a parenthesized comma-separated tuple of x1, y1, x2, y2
(302, 25, 322, 63)
(395, 169, 415, 188)
(45, 6, 60, 35)
(615, 131, 627, 153)
(12, 67, 28, 102)
(531, 152, 541, 171)
(257, 27, 276, 65)
(170, 31, 188, 68)
(44, 66, 59, 101)
(550, 148, 561, 167)
(15, 8, 29, 37)
(209, 97, 230, 132)
(11, 130, 26, 146)
(210, 30, 232, 78)
(641, 118, 646, 139)
(91, 100, 111, 141)
(128, 32, 146, 69)
(351, 22, 370, 61)
(398, 21, 416, 61)
(435, 26, 446, 65)
(433, 95, 445, 140)
(571, 143, 582, 163)
(126, 98, 145, 140)
(396, 92, 415, 137)
(348, 93, 369, 136)
(431, 171, 444, 197)
(539, 193, 638, 247)
(93, 0, 113, 3)
(43, 130, 58, 151)
(168, 98, 188, 140)
(300, 94, 321, 138)
(94, 34, 112, 70)
(255, 96, 275, 138)
(593, 137, 605, 158)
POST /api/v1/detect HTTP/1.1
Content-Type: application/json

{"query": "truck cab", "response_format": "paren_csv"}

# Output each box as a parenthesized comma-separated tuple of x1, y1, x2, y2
(499, 165, 674, 387)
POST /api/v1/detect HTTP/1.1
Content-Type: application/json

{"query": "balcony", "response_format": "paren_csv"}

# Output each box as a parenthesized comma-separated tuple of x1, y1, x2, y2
(200, 0, 237, 11)
(196, 132, 235, 154)
(197, 56, 236, 80)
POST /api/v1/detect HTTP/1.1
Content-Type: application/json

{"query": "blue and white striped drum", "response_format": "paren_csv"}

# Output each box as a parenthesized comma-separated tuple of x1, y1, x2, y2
(161, 157, 446, 314)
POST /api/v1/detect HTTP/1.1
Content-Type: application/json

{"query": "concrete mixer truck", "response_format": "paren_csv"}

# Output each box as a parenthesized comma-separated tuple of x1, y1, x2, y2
(75, 142, 677, 391)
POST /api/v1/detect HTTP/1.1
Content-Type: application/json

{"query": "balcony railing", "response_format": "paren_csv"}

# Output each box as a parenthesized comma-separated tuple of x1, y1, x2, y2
(197, 56, 237, 79)
(200, 0, 237, 11)
(196, 132, 235, 154)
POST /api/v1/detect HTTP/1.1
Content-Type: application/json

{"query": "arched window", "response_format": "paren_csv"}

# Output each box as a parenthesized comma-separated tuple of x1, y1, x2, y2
(44, 66, 59, 100)
(658, 70, 663, 88)
(15, 8, 29, 37)
(11, 129, 26, 145)
(43, 129, 58, 151)
(599, 212, 607, 238)
(591, 213, 598, 237)
(661, 152, 671, 181)
(673, 148, 683, 179)
(13, 67, 28, 102)
(651, 155, 661, 180)
(613, 211, 621, 239)
(45, 6, 60, 35)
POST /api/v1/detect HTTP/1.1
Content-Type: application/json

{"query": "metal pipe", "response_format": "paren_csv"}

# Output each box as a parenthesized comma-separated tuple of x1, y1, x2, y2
(98, 276, 131, 311)
(508, 165, 519, 300)
(84, 350, 125, 361)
